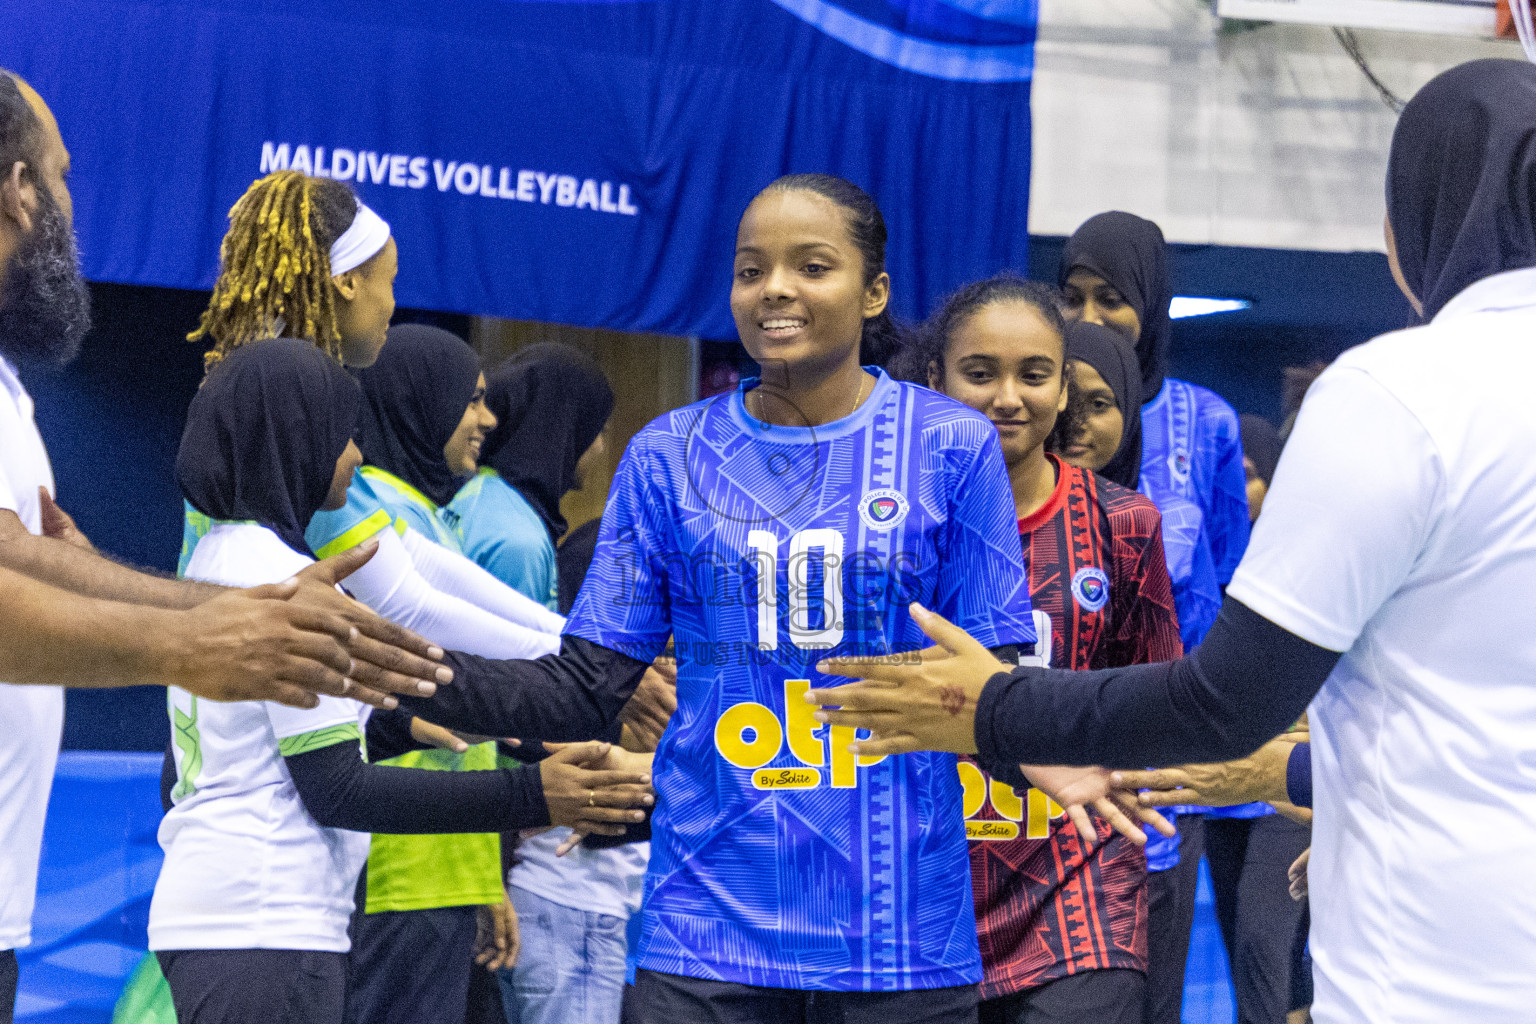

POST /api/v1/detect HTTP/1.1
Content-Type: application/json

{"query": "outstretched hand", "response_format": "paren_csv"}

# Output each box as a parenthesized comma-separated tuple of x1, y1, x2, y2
(806, 603, 1008, 757)
(286, 541, 453, 707)
(538, 741, 654, 849)
(1021, 764, 1175, 847)
(1110, 735, 1298, 810)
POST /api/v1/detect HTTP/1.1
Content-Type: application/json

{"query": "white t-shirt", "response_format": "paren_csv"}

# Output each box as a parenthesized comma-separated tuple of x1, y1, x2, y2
(0, 354, 64, 950)
(1228, 267, 1536, 1024)
(511, 830, 647, 919)
(149, 522, 371, 953)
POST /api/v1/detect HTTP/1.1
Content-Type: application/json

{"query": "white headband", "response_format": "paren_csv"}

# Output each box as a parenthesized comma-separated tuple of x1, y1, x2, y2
(328, 201, 391, 276)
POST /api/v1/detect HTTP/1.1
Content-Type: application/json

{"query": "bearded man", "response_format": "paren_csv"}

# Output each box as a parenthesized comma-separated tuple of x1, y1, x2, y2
(0, 69, 451, 1024)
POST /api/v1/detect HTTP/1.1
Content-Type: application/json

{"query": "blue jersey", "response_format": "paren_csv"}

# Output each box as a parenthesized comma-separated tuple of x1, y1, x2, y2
(1139, 378, 1250, 587)
(1140, 381, 1268, 825)
(566, 369, 1034, 992)
(447, 468, 559, 611)
(1154, 495, 1221, 653)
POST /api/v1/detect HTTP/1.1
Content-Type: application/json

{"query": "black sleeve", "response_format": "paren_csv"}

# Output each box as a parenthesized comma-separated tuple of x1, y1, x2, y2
(160, 744, 176, 813)
(392, 635, 649, 741)
(284, 739, 550, 834)
(1287, 741, 1312, 809)
(557, 518, 603, 616)
(975, 597, 1340, 773)
(364, 706, 432, 763)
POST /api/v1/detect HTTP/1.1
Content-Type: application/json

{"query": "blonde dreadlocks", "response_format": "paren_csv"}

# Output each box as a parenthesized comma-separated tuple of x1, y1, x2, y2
(189, 171, 359, 371)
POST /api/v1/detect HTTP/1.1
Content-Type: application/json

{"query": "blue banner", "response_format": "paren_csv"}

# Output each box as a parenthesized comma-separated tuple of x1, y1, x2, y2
(1, 0, 1034, 338)
(17, 752, 163, 1024)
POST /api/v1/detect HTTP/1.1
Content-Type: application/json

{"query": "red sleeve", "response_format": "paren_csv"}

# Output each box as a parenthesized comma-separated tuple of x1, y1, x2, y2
(1102, 491, 1183, 667)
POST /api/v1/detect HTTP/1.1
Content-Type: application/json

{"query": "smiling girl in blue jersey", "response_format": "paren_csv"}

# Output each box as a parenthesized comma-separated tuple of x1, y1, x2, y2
(373, 175, 1035, 1023)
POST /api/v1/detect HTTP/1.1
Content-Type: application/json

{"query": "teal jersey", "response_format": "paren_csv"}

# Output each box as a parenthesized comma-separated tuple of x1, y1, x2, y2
(447, 468, 559, 611)
(306, 465, 462, 558)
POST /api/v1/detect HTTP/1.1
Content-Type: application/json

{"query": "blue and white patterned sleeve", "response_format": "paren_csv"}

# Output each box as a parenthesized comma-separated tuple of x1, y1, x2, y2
(931, 430, 1035, 650)
(1201, 396, 1251, 585)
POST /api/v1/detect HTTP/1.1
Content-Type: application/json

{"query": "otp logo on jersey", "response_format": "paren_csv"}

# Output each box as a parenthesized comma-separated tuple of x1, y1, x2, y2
(715, 679, 887, 790)
(957, 761, 1065, 841)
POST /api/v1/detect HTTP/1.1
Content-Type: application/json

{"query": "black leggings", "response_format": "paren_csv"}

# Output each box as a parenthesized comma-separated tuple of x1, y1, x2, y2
(1204, 814, 1311, 1024)
(1, 949, 17, 1024)
(1142, 815, 1204, 1024)
(622, 969, 978, 1024)
(156, 949, 346, 1024)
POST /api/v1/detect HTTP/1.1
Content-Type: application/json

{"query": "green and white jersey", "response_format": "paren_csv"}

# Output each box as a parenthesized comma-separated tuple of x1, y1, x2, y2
(149, 522, 371, 953)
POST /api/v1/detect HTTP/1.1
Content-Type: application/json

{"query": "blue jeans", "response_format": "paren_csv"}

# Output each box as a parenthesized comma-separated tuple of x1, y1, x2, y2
(499, 887, 629, 1024)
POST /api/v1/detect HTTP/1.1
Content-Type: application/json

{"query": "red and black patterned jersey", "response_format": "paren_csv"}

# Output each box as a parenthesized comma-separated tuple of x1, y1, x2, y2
(963, 459, 1183, 998)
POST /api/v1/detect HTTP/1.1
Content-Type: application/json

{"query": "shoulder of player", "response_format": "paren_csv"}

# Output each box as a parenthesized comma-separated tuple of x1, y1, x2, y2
(1326, 321, 1497, 408)
(186, 522, 313, 587)
(1093, 476, 1162, 524)
(1167, 378, 1241, 441)
(903, 384, 1001, 457)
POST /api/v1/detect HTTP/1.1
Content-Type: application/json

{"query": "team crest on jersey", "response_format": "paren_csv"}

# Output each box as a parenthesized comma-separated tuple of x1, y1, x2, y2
(1168, 448, 1191, 483)
(1071, 567, 1110, 612)
(858, 488, 910, 531)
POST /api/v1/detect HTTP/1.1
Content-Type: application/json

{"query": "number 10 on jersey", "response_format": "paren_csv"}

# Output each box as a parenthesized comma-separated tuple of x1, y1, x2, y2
(749, 529, 844, 651)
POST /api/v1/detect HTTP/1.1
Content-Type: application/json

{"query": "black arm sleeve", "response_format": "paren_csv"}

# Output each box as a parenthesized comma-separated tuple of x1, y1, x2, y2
(1287, 741, 1312, 809)
(975, 597, 1340, 773)
(364, 706, 433, 763)
(284, 740, 550, 834)
(392, 635, 650, 741)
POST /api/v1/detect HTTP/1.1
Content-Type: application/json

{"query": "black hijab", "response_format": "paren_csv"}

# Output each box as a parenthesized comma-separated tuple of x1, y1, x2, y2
(1387, 59, 1536, 322)
(355, 324, 481, 507)
(176, 338, 360, 558)
(1066, 321, 1142, 489)
(482, 343, 615, 542)
(1240, 414, 1282, 487)
(1060, 211, 1173, 401)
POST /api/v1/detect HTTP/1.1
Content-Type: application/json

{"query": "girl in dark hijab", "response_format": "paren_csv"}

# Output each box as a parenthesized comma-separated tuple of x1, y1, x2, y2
(178, 338, 361, 557)
(446, 344, 636, 1024)
(448, 342, 615, 607)
(302, 325, 573, 1024)
(1053, 321, 1142, 489)
(1386, 58, 1536, 321)
(161, 338, 607, 1024)
(1060, 213, 1245, 1024)
(1059, 211, 1250, 593)
(1059, 211, 1173, 399)
(354, 323, 486, 513)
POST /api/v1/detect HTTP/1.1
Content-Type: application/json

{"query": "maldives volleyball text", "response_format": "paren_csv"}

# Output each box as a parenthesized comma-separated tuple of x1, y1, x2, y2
(259, 143, 640, 216)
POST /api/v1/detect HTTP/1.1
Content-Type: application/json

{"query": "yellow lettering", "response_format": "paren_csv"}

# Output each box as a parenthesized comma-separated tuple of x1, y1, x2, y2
(990, 779, 1024, 822)
(966, 820, 1020, 840)
(753, 767, 821, 790)
(714, 702, 783, 769)
(1026, 788, 1066, 839)
(957, 761, 987, 819)
(783, 679, 825, 766)
(829, 725, 858, 787)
